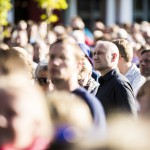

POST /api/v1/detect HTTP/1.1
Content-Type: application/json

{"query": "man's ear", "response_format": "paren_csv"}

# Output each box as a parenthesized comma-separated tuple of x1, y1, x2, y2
(111, 53, 117, 62)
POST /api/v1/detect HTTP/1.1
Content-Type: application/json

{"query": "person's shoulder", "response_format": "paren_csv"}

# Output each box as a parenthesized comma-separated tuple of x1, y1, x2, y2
(73, 87, 94, 97)
(112, 69, 131, 87)
(73, 87, 100, 101)
(111, 69, 129, 83)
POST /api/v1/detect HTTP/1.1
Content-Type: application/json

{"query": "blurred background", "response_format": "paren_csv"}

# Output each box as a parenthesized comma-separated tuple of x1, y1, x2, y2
(7, 0, 150, 30)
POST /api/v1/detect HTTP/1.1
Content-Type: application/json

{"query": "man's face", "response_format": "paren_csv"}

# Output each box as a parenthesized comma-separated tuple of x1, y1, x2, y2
(93, 44, 112, 72)
(49, 43, 78, 83)
(140, 52, 150, 77)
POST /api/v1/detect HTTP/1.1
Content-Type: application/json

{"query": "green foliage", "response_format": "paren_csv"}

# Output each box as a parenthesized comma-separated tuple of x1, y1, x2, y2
(0, 0, 12, 26)
(35, 0, 68, 23)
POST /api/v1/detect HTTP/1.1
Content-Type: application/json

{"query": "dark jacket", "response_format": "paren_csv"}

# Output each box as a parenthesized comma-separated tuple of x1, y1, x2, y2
(96, 68, 137, 116)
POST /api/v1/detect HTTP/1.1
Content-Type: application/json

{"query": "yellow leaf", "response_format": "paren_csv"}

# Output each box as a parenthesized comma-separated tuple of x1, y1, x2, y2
(40, 14, 47, 20)
(48, 14, 58, 23)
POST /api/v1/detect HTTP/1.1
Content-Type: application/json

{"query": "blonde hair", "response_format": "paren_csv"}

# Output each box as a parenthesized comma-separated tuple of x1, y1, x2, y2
(0, 48, 34, 79)
(46, 90, 93, 132)
(50, 36, 84, 62)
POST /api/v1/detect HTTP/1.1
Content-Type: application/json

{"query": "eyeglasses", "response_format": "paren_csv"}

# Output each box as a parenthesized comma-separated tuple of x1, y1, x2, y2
(36, 77, 49, 85)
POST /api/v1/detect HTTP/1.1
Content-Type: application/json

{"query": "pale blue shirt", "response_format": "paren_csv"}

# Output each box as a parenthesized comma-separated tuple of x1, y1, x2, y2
(125, 63, 146, 97)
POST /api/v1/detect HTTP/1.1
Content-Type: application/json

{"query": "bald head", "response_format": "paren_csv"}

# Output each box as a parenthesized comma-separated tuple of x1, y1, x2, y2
(96, 40, 119, 55)
(93, 40, 119, 75)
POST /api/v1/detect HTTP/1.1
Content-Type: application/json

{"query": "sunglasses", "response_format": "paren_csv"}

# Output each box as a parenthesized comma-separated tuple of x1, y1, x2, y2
(36, 77, 49, 85)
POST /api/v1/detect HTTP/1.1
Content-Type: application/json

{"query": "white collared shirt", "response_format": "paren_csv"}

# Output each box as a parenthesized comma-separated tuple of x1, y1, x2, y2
(125, 63, 146, 97)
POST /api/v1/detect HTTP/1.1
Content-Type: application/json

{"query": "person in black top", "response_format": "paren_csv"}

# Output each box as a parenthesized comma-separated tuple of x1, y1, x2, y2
(93, 40, 137, 116)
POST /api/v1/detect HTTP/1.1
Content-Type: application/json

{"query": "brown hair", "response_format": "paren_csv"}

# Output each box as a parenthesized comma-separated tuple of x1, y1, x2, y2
(49, 36, 84, 61)
(112, 39, 133, 62)
(0, 48, 34, 79)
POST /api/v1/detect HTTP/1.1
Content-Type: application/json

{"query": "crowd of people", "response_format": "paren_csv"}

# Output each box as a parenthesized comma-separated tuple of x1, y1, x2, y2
(0, 16, 150, 150)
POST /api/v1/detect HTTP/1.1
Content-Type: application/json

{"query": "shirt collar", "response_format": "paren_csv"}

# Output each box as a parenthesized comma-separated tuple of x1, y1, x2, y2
(98, 68, 119, 85)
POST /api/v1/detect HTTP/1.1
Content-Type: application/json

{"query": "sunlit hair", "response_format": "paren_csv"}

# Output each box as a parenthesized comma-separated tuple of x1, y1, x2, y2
(0, 48, 34, 79)
(12, 47, 34, 79)
(47, 90, 93, 131)
(112, 39, 133, 62)
(49, 36, 85, 61)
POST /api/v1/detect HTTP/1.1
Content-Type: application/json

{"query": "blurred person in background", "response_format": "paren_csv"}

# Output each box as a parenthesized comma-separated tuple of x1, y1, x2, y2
(32, 41, 49, 63)
(98, 114, 150, 150)
(46, 30, 57, 46)
(53, 25, 67, 38)
(78, 43, 100, 95)
(78, 56, 99, 95)
(0, 74, 52, 150)
(137, 79, 150, 118)
(0, 48, 34, 80)
(78, 43, 100, 82)
(70, 16, 94, 46)
(139, 49, 150, 79)
(38, 21, 47, 40)
(46, 91, 94, 150)
(113, 39, 145, 97)
(27, 20, 39, 44)
(35, 61, 54, 92)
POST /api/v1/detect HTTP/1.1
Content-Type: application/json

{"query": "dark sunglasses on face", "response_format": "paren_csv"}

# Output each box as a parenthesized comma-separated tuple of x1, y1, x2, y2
(36, 77, 49, 85)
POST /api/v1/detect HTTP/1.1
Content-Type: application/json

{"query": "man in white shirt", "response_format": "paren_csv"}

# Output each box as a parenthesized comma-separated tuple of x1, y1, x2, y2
(113, 39, 145, 97)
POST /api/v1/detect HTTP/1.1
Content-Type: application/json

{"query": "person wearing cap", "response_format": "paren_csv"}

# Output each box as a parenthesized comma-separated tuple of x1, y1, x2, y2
(78, 43, 100, 82)
(78, 43, 100, 95)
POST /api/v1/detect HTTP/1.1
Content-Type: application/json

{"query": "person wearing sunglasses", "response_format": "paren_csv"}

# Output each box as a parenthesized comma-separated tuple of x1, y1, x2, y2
(35, 61, 54, 92)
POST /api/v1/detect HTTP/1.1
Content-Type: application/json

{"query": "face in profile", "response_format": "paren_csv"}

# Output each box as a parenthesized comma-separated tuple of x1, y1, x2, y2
(140, 51, 150, 77)
(93, 43, 112, 72)
(78, 58, 92, 87)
